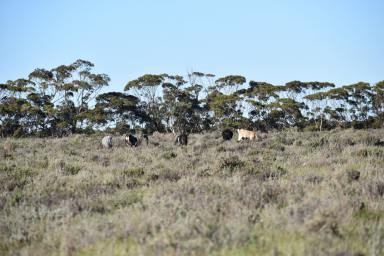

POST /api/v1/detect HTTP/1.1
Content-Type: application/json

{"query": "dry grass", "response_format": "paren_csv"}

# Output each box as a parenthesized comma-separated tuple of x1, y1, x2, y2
(0, 129, 384, 255)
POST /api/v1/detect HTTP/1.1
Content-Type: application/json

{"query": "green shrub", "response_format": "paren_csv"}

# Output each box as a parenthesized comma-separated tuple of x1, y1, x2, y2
(8, 188, 23, 206)
(307, 136, 329, 149)
(355, 147, 384, 158)
(63, 163, 82, 175)
(162, 151, 177, 159)
(1, 130, 384, 256)
(218, 156, 245, 175)
(119, 168, 145, 177)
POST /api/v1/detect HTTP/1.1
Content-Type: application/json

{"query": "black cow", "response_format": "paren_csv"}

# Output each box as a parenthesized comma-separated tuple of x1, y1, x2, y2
(175, 134, 188, 146)
(222, 129, 233, 140)
(125, 134, 138, 147)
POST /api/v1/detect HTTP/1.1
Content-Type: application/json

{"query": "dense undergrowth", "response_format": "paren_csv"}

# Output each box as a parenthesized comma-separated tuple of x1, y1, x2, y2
(0, 129, 384, 255)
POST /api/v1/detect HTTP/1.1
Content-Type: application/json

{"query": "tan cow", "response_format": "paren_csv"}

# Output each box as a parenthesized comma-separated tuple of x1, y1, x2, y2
(237, 129, 257, 141)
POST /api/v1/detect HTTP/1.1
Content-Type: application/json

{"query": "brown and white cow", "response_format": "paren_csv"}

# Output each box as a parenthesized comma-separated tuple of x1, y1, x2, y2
(125, 134, 149, 147)
(125, 134, 138, 147)
(237, 129, 258, 141)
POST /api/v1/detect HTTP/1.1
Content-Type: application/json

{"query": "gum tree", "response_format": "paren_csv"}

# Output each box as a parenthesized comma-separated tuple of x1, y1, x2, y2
(162, 75, 203, 134)
(91, 92, 146, 132)
(124, 74, 166, 132)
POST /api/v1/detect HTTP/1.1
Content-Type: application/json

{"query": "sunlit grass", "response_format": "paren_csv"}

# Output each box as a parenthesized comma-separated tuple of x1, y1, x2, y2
(1, 129, 383, 255)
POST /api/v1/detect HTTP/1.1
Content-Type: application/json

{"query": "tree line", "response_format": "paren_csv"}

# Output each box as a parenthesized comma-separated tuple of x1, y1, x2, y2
(1, 59, 383, 137)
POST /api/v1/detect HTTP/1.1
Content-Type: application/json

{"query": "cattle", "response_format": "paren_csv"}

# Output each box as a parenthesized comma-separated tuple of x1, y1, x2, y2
(237, 129, 258, 141)
(125, 134, 138, 147)
(125, 134, 149, 147)
(222, 129, 233, 140)
(175, 134, 188, 146)
(374, 139, 384, 147)
(101, 135, 113, 149)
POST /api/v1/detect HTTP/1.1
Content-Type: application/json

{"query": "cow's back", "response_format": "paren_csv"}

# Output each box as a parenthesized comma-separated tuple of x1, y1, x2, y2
(102, 136, 113, 148)
(238, 129, 257, 140)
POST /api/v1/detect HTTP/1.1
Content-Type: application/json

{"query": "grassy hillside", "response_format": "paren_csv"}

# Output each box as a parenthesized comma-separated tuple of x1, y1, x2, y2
(1, 129, 384, 256)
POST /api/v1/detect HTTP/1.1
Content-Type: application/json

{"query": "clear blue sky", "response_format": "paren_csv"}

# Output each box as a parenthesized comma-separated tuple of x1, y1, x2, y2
(1, 0, 383, 92)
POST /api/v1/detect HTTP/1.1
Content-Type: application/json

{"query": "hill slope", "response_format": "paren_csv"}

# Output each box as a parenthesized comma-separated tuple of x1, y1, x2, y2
(1, 129, 384, 255)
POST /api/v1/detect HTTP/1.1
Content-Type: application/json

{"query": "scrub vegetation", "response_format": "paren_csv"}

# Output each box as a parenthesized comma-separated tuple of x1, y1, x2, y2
(1, 128, 384, 255)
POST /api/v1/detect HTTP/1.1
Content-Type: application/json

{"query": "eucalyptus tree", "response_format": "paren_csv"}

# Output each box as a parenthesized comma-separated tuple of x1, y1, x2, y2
(162, 74, 203, 133)
(30, 60, 108, 135)
(51, 64, 76, 104)
(91, 92, 146, 132)
(371, 81, 384, 127)
(45, 64, 77, 135)
(307, 83, 372, 129)
(265, 98, 307, 129)
(0, 96, 30, 137)
(272, 80, 325, 129)
(300, 81, 337, 130)
(244, 81, 283, 130)
(304, 91, 328, 131)
(28, 68, 55, 100)
(206, 89, 243, 129)
(325, 87, 350, 126)
(25, 92, 55, 136)
(0, 79, 34, 136)
(342, 82, 373, 123)
(282, 80, 308, 100)
(202, 75, 248, 129)
(1, 79, 34, 98)
(70, 59, 110, 128)
(186, 71, 216, 129)
(124, 74, 166, 132)
(28, 69, 56, 135)
(300, 81, 335, 117)
(214, 75, 246, 95)
(188, 71, 215, 96)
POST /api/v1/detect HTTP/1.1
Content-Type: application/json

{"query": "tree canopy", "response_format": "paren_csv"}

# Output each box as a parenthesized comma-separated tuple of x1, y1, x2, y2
(1, 60, 383, 137)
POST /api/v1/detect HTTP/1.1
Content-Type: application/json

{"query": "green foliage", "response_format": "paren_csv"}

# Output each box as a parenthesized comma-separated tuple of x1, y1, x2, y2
(162, 151, 177, 159)
(1, 59, 109, 137)
(8, 188, 23, 206)
(214, 75, 246, 95)
(218, 156, 245, 175)
(124, 74, 167, 132)
(162, 78, 204, 133)
(93, 92, 144, 129)
(207, 90, 243, 128)
(118, 167, 145, 177)
(61, 162, 82, 175)
(247, 81, 282, 101)
(1, 61, 384, 136)
(124, 74, 164, 91)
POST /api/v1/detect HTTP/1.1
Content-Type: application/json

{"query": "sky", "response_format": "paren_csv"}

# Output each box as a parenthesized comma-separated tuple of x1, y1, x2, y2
(1, 0, 383, 93)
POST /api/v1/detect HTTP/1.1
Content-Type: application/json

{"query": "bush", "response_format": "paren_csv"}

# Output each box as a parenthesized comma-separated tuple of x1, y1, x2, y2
(162, 151, 177, 160)
(218, 156, 245, 175)
(119, 168, 145, 177)
(1, 130, 384, 256)
(60, 162, 82, 175)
